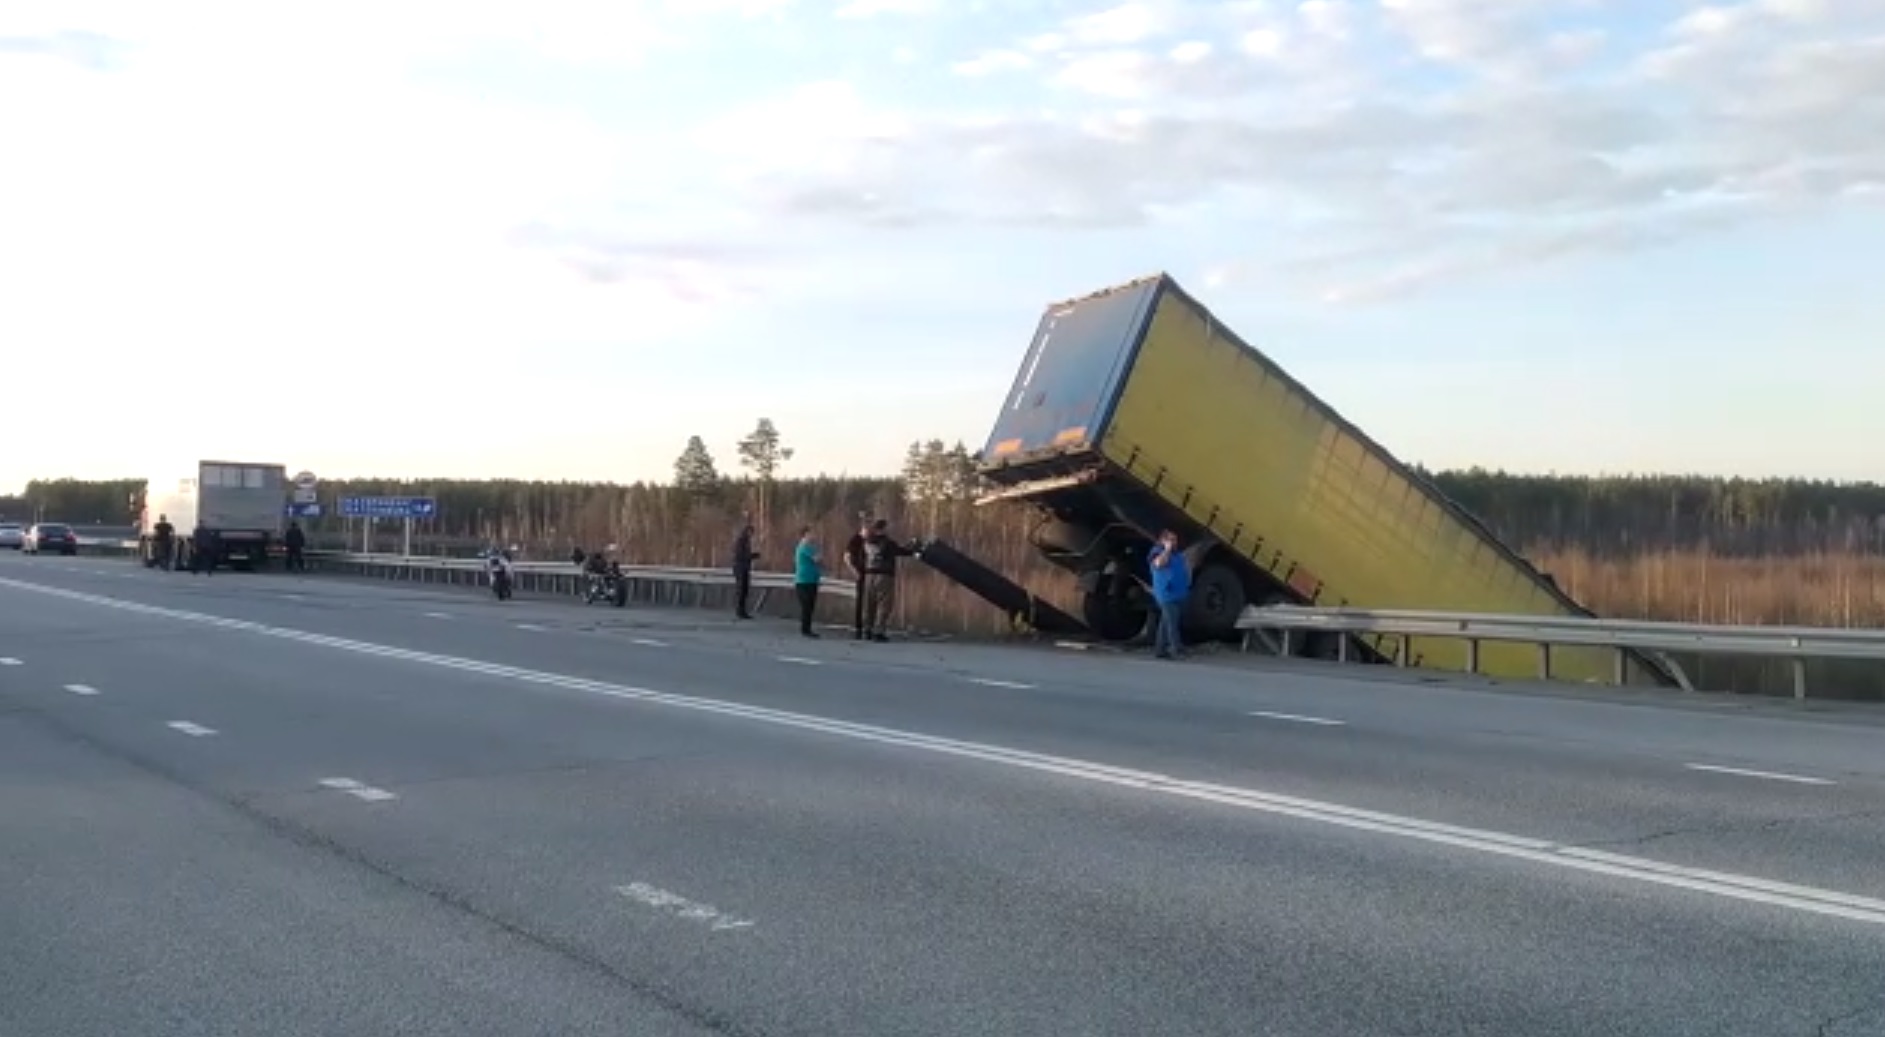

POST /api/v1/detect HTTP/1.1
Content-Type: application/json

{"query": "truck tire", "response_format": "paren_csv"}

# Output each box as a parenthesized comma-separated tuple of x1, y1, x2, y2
(1184, 562, 1248, 641)
(1081, 577, 1149, 642)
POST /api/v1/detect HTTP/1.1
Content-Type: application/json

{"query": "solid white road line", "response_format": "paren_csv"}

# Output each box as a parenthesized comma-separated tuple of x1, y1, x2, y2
(1247, 710, 1346, 727)
(614, 881, 755, 932)
(1684, 763, 1835, 786)
(966, 677, 1036, 690)
(7, 572, 1885, 927)
(318, 777, 398, 802)
(166, 721, 217, 737)
(776, 656, 820, 665)
(63, 683, 99, 696)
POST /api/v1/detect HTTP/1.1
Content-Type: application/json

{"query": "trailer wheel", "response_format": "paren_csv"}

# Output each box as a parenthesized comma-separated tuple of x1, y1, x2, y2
(1081, 577, 1149, 642)
(1184, 562, 1248, 641)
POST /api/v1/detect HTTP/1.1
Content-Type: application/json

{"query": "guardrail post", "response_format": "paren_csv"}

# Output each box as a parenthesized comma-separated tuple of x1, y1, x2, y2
(1393, 638, 1407, 667)
(1792, 658, 1807, 700)
(1464, 639, 1478, 674)
(1614, 649, 1627, 686)
(1335, 635, 1348, 663)
(1538, 643, 1551, 680)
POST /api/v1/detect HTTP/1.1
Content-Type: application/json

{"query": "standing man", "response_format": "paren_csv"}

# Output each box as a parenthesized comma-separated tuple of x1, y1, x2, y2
(152, 513, 175, 571)
(859, 518, 914, 643)
(284, 521, 307, 572)
(843, 513, 871, 640)
(730, 512, 759, 620)
(793, 526, 822, 638)
(190, 524, 216, 577)
(1148, 529, 1190, 660)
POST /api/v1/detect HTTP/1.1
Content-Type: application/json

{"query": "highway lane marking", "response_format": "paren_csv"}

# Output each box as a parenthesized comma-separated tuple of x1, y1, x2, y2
(1247, 710, 1346, 727)
(630, 638, 669, 647)
(515, 623, 548, 632)
(967, 677, 1036, 690)
(63, 683, 99, 696)
(1685, 763, 1835, 787)
(423, 612, 452, 619)
(318, 777, 398, 802)
(166, 721, 218, 737)
(614, 881, 755, 932)
(0, 657, 20, 666)
(10, 572, 1885, 928)
(776, 655, 820, 665)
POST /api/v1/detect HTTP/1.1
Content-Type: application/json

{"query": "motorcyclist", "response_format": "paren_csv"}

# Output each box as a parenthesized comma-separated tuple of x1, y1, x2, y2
(582, 543, 615, 599)
(484, 546, 516, 596)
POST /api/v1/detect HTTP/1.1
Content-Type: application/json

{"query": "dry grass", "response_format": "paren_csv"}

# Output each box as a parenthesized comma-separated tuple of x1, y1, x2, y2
(1530, 546, 1885, 628)
(349, 497, 1885, 634)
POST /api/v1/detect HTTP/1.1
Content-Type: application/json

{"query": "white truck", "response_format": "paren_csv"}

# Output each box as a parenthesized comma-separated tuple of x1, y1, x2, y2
(139, 460, 287, 571)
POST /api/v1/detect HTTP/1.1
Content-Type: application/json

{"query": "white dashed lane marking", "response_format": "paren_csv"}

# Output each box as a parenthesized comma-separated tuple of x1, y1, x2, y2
(0, 657, 21, 666)
(1247, 710, 1347, 727)
(515, 623, 548, 632)
(318, 777, 398, 802)
(776, 656, 820, 666)
(63, 684, 99, 696)
(614, 881, 755, 932)
(423, 612, 452, 619)
(166, 721, 218, 737)
(1685, 763, 1834, 787)
(630, 638, 669, 647)
(966, 677, 1035, 690)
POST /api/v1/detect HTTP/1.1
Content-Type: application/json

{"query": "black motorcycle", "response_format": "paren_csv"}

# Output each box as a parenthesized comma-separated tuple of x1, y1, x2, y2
(583, 562, 629, 608)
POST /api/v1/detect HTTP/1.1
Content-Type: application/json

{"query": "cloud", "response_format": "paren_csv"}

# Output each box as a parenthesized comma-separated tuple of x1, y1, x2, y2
(0, 30, 127, 70)
(707, 0, 1885, 302)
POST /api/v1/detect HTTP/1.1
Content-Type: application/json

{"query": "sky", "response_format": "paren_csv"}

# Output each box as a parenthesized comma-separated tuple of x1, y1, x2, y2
(2, 0, 1881, 491)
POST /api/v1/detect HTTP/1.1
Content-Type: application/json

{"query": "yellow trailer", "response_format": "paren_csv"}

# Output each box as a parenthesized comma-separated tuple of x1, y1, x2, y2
(977, 273, 1665, 685)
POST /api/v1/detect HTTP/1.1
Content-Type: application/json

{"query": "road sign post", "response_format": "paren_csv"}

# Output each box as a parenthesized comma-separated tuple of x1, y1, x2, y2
(291, 470, 319, 507)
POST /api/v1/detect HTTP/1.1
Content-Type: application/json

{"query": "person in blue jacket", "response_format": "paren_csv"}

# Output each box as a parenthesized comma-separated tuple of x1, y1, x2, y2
(1148, 529, 1190, 659)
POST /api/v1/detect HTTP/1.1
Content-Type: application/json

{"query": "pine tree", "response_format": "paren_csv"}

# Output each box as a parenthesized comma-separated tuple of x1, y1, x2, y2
(736, 418, 794, 522)
(673, 436, 721, 500)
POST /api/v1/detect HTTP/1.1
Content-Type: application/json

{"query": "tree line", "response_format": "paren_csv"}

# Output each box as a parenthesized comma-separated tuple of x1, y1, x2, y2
(8, 422, 1885, 557)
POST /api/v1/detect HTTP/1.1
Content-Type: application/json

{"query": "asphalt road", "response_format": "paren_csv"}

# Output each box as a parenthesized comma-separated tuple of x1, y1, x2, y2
(5, 553, 1885, 1035)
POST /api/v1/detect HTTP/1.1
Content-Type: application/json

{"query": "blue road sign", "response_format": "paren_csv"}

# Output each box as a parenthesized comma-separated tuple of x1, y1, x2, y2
(338, 496, 437, 520)
(285, 502, 323, 518)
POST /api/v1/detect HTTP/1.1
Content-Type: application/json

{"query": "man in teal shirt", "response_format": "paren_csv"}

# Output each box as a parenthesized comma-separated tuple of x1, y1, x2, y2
(793, 526, 823, 638)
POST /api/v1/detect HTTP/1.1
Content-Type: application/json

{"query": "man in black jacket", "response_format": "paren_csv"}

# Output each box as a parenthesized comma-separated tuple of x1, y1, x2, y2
(843, 513, 871, 640)
(190, 524, 217, 576)
(151, 514, 175, 570)
(730, 514, 759, 619)
(284, 521, 307, 572)
(859, 518, 914, 642)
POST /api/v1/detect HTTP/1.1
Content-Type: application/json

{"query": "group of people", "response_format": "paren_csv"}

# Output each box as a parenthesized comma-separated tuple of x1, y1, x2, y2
(571, 512, 1195, 657)
(729, 512, 914, 641)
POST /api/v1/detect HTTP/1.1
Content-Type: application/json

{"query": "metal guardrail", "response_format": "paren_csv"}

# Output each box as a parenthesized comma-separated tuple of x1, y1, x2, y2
(1237, 604, 1885, 699)
(303, 550, 859, 601)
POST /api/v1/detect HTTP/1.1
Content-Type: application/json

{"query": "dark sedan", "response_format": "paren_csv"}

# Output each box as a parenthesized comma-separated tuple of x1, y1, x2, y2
(23, 523, 78, 555)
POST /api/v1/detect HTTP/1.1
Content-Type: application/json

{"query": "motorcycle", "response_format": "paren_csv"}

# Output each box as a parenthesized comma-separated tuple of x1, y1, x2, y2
(488, 546, 517, 601)
(583, 561, 629, 608)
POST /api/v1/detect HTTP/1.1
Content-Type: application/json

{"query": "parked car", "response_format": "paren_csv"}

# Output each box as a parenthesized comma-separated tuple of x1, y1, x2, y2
(23, 523, 78, 555)
(0, 522, 22, 549)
